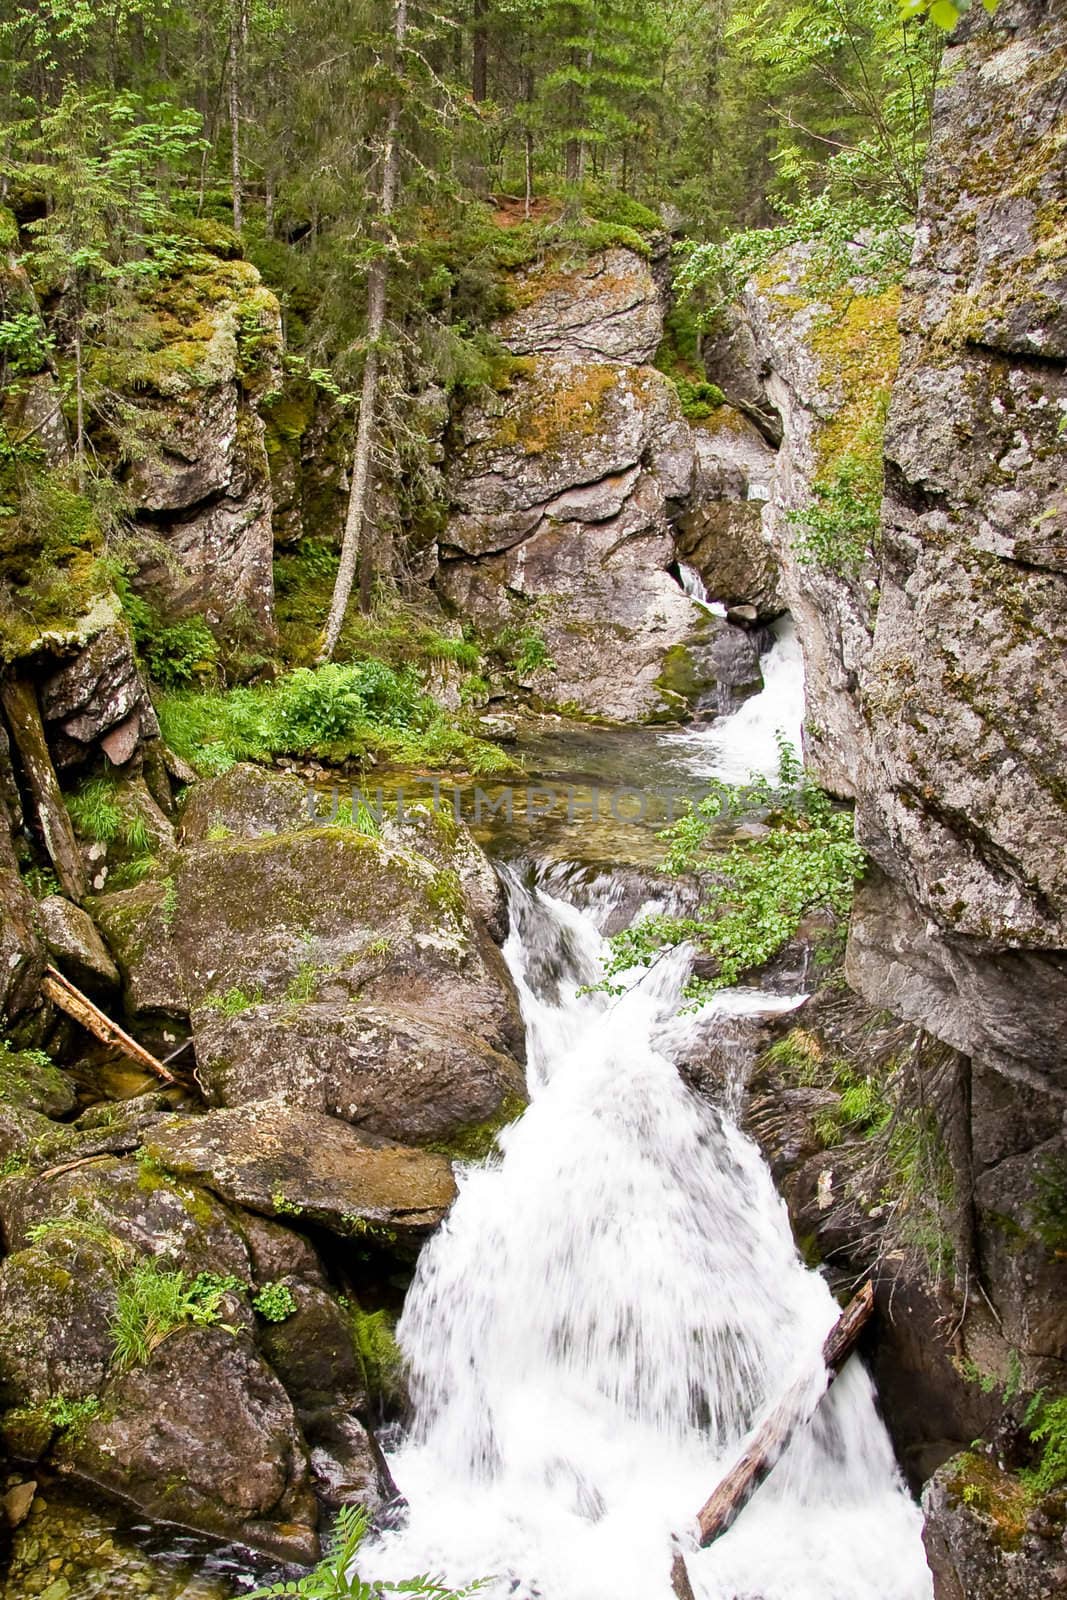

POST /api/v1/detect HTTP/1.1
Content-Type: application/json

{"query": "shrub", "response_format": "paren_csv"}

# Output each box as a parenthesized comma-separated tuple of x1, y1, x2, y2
(1024, 1392, 1067, 1497)
(600, 740, 866, 1000)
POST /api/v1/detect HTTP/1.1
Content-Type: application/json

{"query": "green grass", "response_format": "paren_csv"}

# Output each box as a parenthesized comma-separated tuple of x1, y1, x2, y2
(110, 1262, 243, 1370)
(200, 985, 263, 1017)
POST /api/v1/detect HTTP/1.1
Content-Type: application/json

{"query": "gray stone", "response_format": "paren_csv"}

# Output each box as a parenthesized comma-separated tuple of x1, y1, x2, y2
(59, 1325, 319, 1564)
(498, 247, 665, 364)
(36, 895, 120, 992)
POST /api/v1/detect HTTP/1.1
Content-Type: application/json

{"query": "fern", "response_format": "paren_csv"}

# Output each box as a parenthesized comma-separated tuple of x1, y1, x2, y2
(249, 1504, 491, 1598)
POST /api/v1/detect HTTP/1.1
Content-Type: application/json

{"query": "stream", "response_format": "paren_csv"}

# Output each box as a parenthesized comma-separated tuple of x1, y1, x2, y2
(357, 623, 933, 1599)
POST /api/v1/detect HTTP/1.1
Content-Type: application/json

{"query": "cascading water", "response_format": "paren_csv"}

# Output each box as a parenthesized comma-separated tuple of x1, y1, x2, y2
(678, 563, 728, 618)
(360, 608, 930, 1600)
(668, 616, 806, 785)
(363, 863, 933, 1600)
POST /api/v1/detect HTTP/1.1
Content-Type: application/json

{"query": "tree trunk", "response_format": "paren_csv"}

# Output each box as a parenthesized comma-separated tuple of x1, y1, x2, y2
(472, 0, 487, 101)
(228, 0, 246, 233)
(695, 1282, 875, 1548)
(0, 677, 87, 902)
(319, 0, 407, 660)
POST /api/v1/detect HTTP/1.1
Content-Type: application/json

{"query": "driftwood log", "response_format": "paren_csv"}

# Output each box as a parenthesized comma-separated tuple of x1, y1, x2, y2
(670, 1282, 875, 1597)
(42, 964, 177, 1085)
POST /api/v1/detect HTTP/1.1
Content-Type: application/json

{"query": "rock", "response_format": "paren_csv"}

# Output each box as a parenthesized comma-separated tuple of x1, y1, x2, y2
(0, 1157, 252, 1279)
(241, 1211, 326, 1289)
(257, 1277, 391, 1512)
(0, 1235, 120, 1419)
(846, 0, 1067, 1090)
(143, 1101, 457, 1242)
(59, 1325, 319, 1564)
(36, 895, 120, 993)
(196, 1000, 525, 1150)
(726, 603, 759, 628)
(738, 244, 896, 797)
(437, 248, 765, 722)
(498, 246, 665, 364)
(0, 791, 43, 1022)
(170, 825, 523, 1053)
(701, 305, 783, 443)
(179, 762, 315, 843)
(38, 626, 158, 768)
(118, 257, 281, 644)
(92, 878, 185, 1023)
(973, 1134, 1067, 1361)
(674, 412, 783, 620)
(0, 1039, 76, 1118)
(1, 1481, 34, 1529)
(922, 1452, 1067, 1600)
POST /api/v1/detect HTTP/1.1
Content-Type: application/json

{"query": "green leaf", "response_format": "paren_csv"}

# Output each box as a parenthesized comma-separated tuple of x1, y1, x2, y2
(928, 0, 962, 30)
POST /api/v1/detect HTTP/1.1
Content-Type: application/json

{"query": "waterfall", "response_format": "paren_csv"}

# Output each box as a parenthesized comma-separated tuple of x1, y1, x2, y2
(363, 866, 932, 1600)
(668, 616, 806, 783)
(678, 563, 728, 618)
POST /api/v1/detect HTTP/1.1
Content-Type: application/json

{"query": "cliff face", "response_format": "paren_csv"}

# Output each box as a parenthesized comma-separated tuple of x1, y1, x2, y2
(849, 0, 1067, 1093)
(723, 4, 1067, 1588)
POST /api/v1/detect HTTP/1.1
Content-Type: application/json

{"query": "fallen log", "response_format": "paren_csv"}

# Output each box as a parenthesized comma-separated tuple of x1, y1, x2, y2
(0, 677, 87, 901)
(41, 964, 177, 1085)
(691, 1281, 875, 1553)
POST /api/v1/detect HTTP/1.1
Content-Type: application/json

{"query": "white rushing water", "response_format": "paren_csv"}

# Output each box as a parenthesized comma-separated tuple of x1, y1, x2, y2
(678, 563, 729, 618)
(364, 866, 932, 1600)
(668, 616, 806, 785)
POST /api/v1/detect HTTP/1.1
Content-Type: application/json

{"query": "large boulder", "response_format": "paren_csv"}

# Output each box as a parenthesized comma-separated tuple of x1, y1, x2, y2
(437, 247, 764, 722)
(196, 1002, 525, 1150)
(96, 768, 528, 1145)
(143, 1101, 457, 1243)
(57, 1326, 319, 1564)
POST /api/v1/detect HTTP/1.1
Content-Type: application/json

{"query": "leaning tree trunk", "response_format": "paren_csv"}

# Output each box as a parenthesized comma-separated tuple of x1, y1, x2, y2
(228, 0, 247, 233)
(319, 0, 407, 660)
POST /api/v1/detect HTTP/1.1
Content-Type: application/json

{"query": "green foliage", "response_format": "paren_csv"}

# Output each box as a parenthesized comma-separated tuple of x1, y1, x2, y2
(491, 621, 556, 677)
(253, 1281, 299, 1323)
(156, 659, 511, 779)
(1031, 1157, 1067, 1256)
(349, 1306, 406, 1412)
(1024, 1393, 1067, 1497)
(0, 311, 52, 374)
(271, 1192, 304, 1217)
(64, 774, 150, 855)
(788, 448, 883, 573)
(41, 1393, 101, 1436)
(250, 1503, 489, 1599)
(201, 985, 263, 1018)
(601, 740, 866, 999)
(110, 1262, 243, 1370)
(899, 0, 998, 28)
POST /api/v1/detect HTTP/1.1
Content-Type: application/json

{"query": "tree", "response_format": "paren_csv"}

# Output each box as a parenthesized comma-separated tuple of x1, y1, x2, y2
(320, 0, 409, 658)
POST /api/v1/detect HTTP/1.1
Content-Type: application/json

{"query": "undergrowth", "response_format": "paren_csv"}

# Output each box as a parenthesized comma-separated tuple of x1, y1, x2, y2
(110, 1262, 243, 1369)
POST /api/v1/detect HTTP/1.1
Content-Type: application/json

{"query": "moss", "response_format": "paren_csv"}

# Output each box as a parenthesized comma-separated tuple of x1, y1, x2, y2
(492, 359, 618, 456)
(945, 1451, 1030, 1551)
(426, 1091, 527, 1162)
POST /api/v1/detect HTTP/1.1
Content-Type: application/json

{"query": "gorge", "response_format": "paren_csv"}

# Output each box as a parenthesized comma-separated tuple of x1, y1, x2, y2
(0, 1, 1065, 1598)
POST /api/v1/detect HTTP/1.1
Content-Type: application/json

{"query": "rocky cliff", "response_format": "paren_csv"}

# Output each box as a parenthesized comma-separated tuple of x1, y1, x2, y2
(716, 2, 1067, 1592)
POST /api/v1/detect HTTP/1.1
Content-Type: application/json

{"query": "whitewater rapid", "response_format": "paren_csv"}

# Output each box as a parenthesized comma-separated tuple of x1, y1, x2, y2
(362, 861, 932, 1600)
